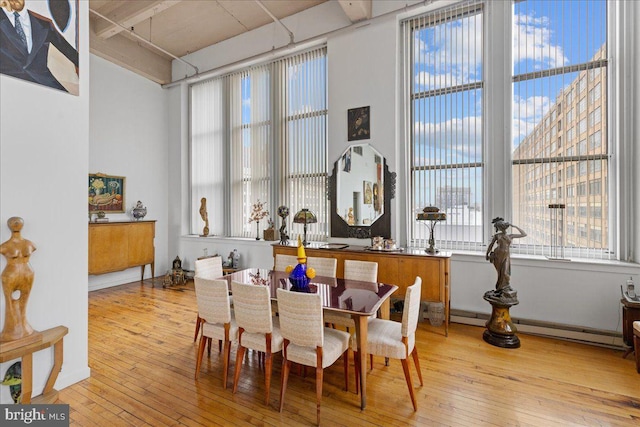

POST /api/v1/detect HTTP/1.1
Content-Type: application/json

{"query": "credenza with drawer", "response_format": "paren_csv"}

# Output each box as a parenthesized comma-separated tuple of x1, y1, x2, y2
(89, 221, 156, 280)
(272, 242, 451, 335)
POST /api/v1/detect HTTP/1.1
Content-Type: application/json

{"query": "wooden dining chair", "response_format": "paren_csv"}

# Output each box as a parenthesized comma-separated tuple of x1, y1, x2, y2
(357, 276, 423, 411)
(307, 256, 337, 277)
(323, 260, 379, 331)
(193, 256, 224, 342)
(274, 254, 298, 272)
(231, 281, 284, 405)
(276, 288, 351, 425)
(194, 277, 238, 389)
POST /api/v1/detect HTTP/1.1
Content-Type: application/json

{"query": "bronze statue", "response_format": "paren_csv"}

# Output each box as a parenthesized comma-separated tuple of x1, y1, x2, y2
(485, 217, 527, 293)
(1, 217, 36, 342)
(199, 197, 209, 236)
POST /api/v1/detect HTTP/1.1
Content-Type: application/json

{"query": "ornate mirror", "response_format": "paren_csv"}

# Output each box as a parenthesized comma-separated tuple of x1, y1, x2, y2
(328, 144, 395, 239)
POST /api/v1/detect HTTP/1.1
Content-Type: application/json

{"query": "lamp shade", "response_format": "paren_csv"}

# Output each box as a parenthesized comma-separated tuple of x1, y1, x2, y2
(293, 209, 317, 224)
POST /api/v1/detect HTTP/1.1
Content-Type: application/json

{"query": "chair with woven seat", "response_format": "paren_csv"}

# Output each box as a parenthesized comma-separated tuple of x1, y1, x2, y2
(193, 256, 224, 342)
(276, 287, 351, 425)
(357, 276, 424, 411)
(307, 256, 337, 277)
(194, 277, 238, 389)
(323, 259, 378, 330)
(274, 254, 298, 272)
(231, 281, 284, 405)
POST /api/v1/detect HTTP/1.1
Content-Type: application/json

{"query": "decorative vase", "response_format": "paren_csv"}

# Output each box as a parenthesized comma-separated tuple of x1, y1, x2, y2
(255, 222, 260, 240)
(288, 263, 311, 292)
(131, 201, 147, 221)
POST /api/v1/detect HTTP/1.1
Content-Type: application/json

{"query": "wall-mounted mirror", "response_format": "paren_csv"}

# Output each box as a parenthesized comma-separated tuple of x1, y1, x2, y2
(329, 144, 395, 239)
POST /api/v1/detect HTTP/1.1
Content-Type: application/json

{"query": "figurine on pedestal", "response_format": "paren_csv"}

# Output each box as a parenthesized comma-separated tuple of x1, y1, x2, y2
(483, 217, 527, 348)
(278, 205, 290, 245)
(1, 217, 41, 348)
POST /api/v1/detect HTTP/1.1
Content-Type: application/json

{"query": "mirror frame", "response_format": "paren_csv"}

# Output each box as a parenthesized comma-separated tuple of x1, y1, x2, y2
(328, 154, 396, 239)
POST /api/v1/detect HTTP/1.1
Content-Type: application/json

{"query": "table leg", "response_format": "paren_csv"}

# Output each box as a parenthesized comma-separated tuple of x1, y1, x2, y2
(43, 338, 64, 394)
(353, 314, 368, 410)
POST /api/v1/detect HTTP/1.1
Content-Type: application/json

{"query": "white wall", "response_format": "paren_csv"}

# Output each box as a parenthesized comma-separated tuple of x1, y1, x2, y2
(166, 0, 640, 337)
(88, 56, 170, 290)
(0, 1, 90, 404)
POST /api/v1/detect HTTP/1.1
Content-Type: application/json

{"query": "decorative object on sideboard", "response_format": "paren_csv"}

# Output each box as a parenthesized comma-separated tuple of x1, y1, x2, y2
(263, 218, 277, 241)
(131, 201, 147, 221)
(0, 217, 42, 351)
(483, 217, 527, 349)
(164, 255, 186, 288)
(89, 173, 125, 213)
(416, 206, 446, 254)
(199, 197, 209, 236)
(249, 199, 269, 240)
(347, 106, 370, 141)
(277, 205, 290, 245)
(293, 208, 317, 247)
(286, 237, 316, 292)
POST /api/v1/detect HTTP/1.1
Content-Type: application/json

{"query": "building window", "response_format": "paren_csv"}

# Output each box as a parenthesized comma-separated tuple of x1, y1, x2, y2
(404, 2, 484, 250)
(512, 0, 608, 258)
(190, 47, 328, 239)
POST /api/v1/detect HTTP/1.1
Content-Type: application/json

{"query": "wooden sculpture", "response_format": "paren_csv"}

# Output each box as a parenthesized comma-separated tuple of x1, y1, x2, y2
(199, 197, 209, 236)
(1, 217, 41, 348)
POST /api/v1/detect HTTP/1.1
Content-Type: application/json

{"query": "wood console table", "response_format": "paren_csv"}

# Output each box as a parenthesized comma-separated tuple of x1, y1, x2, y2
(0, 326, 68, 404)
(89, 221, 156, 280)
(622, 298, 640, 358)
(273, 243, 451, 335)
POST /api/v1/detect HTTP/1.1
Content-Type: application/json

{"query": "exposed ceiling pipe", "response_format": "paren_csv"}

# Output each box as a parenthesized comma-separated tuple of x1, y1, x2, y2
(89, 8, 200, 75)
(254, 0, 295, 45)
(163, 0, 439, 89)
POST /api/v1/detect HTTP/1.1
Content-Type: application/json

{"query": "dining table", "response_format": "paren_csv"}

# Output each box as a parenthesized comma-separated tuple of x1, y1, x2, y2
(218, 267, 398, 410)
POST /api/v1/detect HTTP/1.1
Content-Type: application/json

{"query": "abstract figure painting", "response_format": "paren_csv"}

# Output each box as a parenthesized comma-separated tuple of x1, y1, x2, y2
(0, 0, 80, 94)
(347, 106, 370, 141)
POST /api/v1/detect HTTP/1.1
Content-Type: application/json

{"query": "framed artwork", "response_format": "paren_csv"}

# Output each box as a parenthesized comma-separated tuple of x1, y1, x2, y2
(342, 148, 352, 173)
(348, 106, 370, 141)
(88, 173, 125, 213)
(0, 0, 80, 95)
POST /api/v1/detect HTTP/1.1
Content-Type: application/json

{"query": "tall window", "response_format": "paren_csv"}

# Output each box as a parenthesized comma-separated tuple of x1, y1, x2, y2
(190, 47, 328, 239)
(512, 0, 608, 258)
(404, 0, 612, 260)
(404, 3, 484, 251)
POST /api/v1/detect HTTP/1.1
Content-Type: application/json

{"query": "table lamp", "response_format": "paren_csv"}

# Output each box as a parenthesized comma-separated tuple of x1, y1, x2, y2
(293, 208, 317, 247)
(416, 207, 446, 254)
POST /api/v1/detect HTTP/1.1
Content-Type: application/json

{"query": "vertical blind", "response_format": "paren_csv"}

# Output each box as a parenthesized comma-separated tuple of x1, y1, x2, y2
(190, 47, 328, 240)
(403, 2, 485, 252)
(511, 0, 609, 259)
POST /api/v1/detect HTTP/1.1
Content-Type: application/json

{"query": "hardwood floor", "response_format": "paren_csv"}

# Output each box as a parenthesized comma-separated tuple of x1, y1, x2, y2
(59, 278, 640, 426)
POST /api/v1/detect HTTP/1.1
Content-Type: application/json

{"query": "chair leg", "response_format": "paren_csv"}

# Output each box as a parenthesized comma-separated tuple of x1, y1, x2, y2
(634, 331, 640, 373)
(369, 354, 374, 371)
(195, 335, 207, 379)
(410, 347, 424, 386)
(279, 359, 291, 413)
(343, 350, 349, 392)
(264, 333, 273, 405)
(194, 315, 202, 342)
(316, 364, 323, 425)
(401, 358, 418, 411)
(222, 339, 232, 389)
(232, 344, 246, 394)
(353, 351, 360, 395)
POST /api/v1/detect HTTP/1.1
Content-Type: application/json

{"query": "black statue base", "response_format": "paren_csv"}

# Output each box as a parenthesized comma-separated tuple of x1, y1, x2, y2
(483, 286, 520, 349)
(483, 329, 521, 348)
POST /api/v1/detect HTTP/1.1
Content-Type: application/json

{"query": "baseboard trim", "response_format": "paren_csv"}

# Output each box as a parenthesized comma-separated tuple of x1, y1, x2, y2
(450, 310, 625, 350)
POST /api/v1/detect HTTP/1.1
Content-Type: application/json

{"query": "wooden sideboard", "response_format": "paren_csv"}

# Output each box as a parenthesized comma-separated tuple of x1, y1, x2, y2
(272, 243, 451, 334)
(89, 221, 156, 280)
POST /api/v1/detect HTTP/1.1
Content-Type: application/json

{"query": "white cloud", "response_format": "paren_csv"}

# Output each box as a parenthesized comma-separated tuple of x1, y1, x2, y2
(512, 94, 551, 140)
(513, 12, 567, 70)
(414, 116, 483, 164)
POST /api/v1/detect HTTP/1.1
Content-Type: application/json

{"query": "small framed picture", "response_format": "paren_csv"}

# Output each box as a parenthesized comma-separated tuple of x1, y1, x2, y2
(348, 106, 370, 141)
(363, 181, 373, 205)
(88, 173, 125, 213)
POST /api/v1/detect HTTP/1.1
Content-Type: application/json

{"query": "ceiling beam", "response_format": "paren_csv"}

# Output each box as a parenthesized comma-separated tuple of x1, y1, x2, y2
(90, 30, 172, 84)
(95, 0, 182, 40)
(337, 0, 372, 23)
